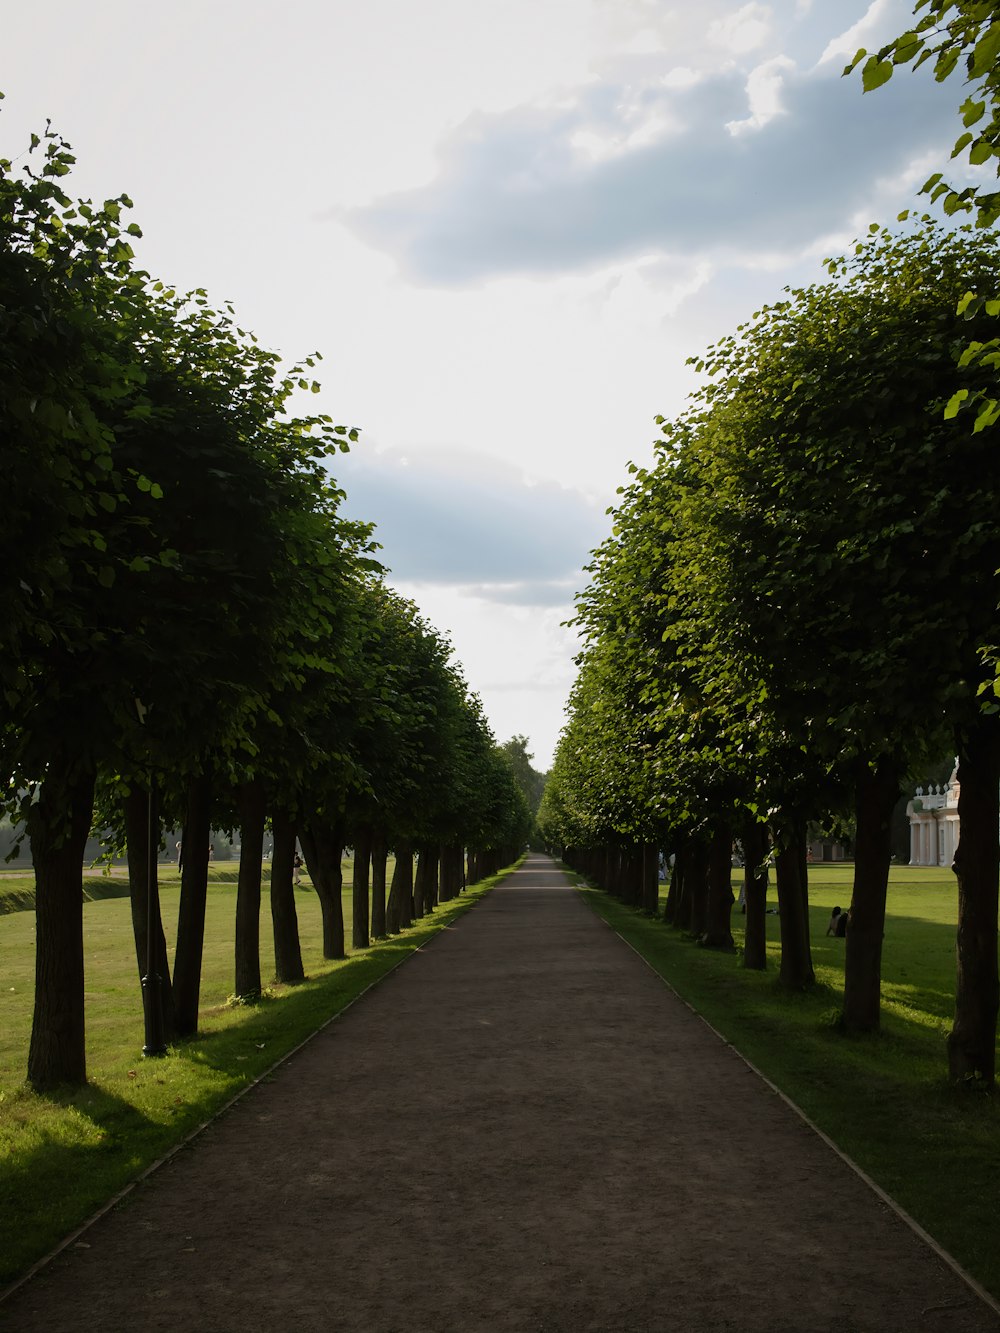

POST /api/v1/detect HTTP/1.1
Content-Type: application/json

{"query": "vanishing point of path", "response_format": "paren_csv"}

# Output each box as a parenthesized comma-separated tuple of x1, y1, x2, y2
(4, 855, 998, 1333)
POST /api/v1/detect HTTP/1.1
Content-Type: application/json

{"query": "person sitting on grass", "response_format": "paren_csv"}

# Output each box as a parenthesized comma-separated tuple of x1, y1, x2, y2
(826, 905, 848, 938)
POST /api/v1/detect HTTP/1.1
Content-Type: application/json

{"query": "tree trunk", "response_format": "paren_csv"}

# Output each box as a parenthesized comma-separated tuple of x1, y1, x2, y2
(948, 714, 1000, 1085)
(603, 844, 617, 895)
(123, 781, 176, 1041)
(775, 823, 814, 989)
(440, 843, 463, 902)
(270, 808, 304, 984)
(622, 843, 643, 906)
(667, 845, 687, 928)
(352, 824, 372, 949)
(688, 840, 709, 938)
(702, 823, 735, 950)
(26, 760, 95, 1090)
(415, 842, 439, 915)
(641, 842, 660, 915)
(843, 758, 901, 1032)
(235, 778, 266, 1000)
(300, 821, 345, 958)
(174, 768, 212, 1036)
(371, 830, 388, 938)
(386, 841, 413, 933)
(741, 820, 769, 971)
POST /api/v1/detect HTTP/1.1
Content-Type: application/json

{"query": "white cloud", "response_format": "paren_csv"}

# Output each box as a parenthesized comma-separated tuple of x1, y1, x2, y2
(727, 55, 797, 134)
(817, 0, 892, 66)
(708, 2, 774, 54)
(335, 444, 611, 591)
(350, 58, 960, 284)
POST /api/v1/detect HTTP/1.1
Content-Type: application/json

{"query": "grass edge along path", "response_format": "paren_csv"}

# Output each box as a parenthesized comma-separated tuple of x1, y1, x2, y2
(0, 861, 519, 1295)
(571, 872, 1000, 1306)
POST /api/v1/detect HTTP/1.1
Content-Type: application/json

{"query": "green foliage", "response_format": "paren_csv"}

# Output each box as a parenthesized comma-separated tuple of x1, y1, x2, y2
(1, 92, 532, 1090)
(544, 219, 1000, 861)
(847, 0, 1000, 228)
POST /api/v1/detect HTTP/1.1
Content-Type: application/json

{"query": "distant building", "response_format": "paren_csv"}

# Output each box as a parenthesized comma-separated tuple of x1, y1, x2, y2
(906, 763, 960, 867)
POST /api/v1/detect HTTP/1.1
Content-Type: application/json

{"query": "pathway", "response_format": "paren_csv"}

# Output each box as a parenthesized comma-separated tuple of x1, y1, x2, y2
(3, 855, 997, 1332)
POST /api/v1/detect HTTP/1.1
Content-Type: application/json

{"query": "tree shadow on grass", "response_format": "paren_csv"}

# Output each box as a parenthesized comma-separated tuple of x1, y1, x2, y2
(0, 1083, 158, 1286)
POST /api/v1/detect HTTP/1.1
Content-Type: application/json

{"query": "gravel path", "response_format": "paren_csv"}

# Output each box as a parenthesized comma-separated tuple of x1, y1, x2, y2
(3, 853, 998, 1332)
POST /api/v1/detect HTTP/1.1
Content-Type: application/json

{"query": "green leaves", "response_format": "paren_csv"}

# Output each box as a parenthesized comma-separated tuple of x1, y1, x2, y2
(971, 21, 1000, 78)
(552, 218, 1000, 854)
(862, 56, 895, 91)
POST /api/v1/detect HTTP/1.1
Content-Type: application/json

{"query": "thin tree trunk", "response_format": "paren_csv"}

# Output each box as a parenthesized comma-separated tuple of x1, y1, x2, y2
(174, 768, 212, 1036)
(775, 822, 814, 989)
(702, 823, 735, 950)
(352, 824, 372, 949)
(371, 830, 388, 938)
(641, 842, 660, 915)
(620, 843, 642, 906)
(386, 840, 413, 932)
(415, 842, 439, 915)
(123, 781, 176, 1040)
(948, 714, 1000, 1085)
(300, 821, 345, 958)
(442, 843, 464, 901)
(270, 809, 304, 983)
(667, 845, 687, 928)
(235, 778, 266, 1000)
(843, 758, 901, 1032)
(688, 840, 709, 938)
(741, 820, 769, 971)
(26, 760, 95, 1090)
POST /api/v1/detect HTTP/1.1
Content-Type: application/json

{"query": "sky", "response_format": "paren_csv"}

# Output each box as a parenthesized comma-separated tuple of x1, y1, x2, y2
(2, 0, 973, 768)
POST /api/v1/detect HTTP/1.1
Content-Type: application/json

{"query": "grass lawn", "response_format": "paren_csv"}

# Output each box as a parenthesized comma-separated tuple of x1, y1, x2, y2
(576, 861, 1000, 1301)
(0, 857, 509, 1288)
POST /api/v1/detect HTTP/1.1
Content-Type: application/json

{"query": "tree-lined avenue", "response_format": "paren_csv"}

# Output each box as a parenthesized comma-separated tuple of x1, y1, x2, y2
(3, 856, 997, 1332)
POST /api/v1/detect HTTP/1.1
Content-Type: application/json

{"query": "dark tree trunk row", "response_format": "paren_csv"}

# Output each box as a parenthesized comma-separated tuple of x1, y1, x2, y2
(415, 843, 439, 915)
(235, 778, 267, 1000)
(775, 823, 813, 990)
(949, 714, 1000, 1085)
(270, 808, 304, 985)
(741, 820, 769, 971)
(124, 781, 176, 1040)
(842, 758, 901, 1031)
(174, 770, 213, 1035)
(26, 759, 96, 1090)
(301, 820, 345, 959)
(386, 841, 413, 932)
(702, 823, 735, 951)
(370, 831, 388, 939)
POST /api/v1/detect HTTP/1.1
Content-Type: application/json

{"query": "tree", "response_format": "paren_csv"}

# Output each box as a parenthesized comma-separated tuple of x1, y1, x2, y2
(673, 220, 1000, 1052)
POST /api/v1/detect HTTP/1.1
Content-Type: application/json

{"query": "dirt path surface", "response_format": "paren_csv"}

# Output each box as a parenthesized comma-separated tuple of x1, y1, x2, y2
(4, 855, 997, 1332)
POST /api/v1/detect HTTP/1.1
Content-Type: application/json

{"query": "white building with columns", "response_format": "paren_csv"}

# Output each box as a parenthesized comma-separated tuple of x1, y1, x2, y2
(906, 764, 960, 867)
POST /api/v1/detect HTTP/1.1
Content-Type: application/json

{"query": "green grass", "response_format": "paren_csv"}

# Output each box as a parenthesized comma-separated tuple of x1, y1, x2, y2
(577, 863, 1000, 1300)
(0, 858, 512, 1288)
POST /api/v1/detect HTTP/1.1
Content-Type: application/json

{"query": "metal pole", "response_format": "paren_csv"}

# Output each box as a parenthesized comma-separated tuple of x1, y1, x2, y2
(141, 771, 167, 1057)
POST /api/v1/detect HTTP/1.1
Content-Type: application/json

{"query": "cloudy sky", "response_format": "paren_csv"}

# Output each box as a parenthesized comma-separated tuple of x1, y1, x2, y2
(3, 0, 970, 766)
